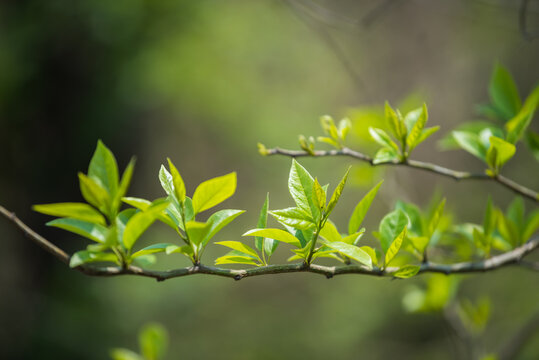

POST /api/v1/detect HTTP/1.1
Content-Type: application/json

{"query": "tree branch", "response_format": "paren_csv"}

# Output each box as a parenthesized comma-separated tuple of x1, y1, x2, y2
(2, 204, 538, 282)
(264, 147, 539, 202)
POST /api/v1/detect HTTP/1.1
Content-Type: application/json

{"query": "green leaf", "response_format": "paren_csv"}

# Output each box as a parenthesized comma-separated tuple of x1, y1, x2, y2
(348, 180, 383, 234)
(439, 122, 501, 150)
(525, 130, 539, 161)
(341, 229, 365, 245)
(427, 198, 446, 237)
(254, 194, 269, 252)
(320, 115, 339, 139)
(523, 210, 539, 242)
(110, 349, 144, 360)
(139, 323, 168, 360)
(165, 245, 193, 257)
(202, 209, 245, 246)
(313, 178, 326, 210)
(396, 201, 423, 236)
(123, 200, 170, 251)
(112, 157, 136, 215)
(215, 241, 261, 262)
(385, 228, 407, 266)
(159, 165, 175, 198)
(452, 131, 486, 161)
(33, 202, 106, 225)
(123, 197, 177, 230)
(88, 140, 119, 198)
(326, 166, 351, 217)
(360, 246, 378, 266)
(317, 136, 340, 148)
(372, 147, 399, 164)
(167, 158, 186, 204)
(505, 84, 539, 143)
(507, 197, 525, 232)
(486, 136, 516, 170)
(132, 243, 176, 258)
(243, 228, 301, 248)
(369, 127, 400, 152)
(338, 118, 352, 140)
(215, 255, 259, 266)
(393, 265, 420, 279)
(270, 207, 315, 230)
(406, 103, 428, 152)
(185, 221, 210, 247)
(483, 197, 496, 237)
(324, 241, 372, 268)
(69, 250, 118, 268)
(415, 126, 439, 146)
(320, 220, 342, 242)
(489, 64, 521, 120)
(385, 101, 407, 141)
(132, 254, 156, 267)
(116, 208, 137, 247)
(47, 218, 109, 243)
(288, 159, 318, 219)
(78, 172, 110, 215)
(192, 172, 237, 214)
(379, 209, 409, 253)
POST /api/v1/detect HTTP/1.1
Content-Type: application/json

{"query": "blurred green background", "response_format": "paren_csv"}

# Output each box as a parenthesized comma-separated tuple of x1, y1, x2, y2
(1, 0, 538, 359)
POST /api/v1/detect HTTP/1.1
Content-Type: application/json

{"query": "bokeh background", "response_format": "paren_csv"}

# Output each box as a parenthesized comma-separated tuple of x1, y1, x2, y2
(1, 0, 538, 359)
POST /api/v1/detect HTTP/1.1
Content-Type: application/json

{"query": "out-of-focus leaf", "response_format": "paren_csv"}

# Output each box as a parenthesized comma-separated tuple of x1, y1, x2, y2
(369, 127, 400, 152)
(348, 180, 383, 234)
(523, 210, 539, 242)
(192, 172, 236, 214)
(489, 64, 521, 120)
(486, 136, 515, 170)
(139, 323, 168, 360)
(33, 202, 106, 225)
(406, 103, 428, 152)
(393, 265, 420, 279)
(452, 131, 486, 160)
(372, 147, 399, 164)
(385, 101, 407, 140)
(110, 349, 144, 360)
(506, 84, 539, 143)
(428, 198, 446, 237)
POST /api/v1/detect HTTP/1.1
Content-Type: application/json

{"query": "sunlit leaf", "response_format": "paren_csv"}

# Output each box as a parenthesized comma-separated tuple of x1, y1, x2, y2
(489, 64, 521, 120)
(139, 323, 168, 360)
(216, 241, 261, 262)
(88, 140, 119, 198)
(385, 228, 406, 266)
(326, 166, 351, 217)
(167, 158, 186, 204)
(47, 218, 109, 243)
(393, 265, 420, 279)
(69, 250, 118, 268)
(379, 209, 409, 253)
(324, 241, 372, 268)
(243, 228, 301, 248)
(33, 202, 106, 225)
(203, 209, 245, 246)
(192, 172, 236, 214)
(123, 200, 170, 251)
(270, 207, 314, 230)
(288, 159, 318, 219)
(254, 193, 269, 253)
(78, 172, 110, 215)
(348, 180, 383, 234)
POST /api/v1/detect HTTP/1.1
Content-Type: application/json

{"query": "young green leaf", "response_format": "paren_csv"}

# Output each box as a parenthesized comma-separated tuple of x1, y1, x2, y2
(372, 147, 399, 164)
(324, 241, 372, 268)
(415, 126, 439, 146)
(215, 255, 259, 266)
(505, 84, 539, 143)
(348, 180, 383, 234)
(360, 246, 378, 266)
(369, 127, 400, 152)
(452, 131, 486, 161)
(385, 101, 407, 141)
(385, 228, 407, 266)
(88, 140, 119, 198)
(379, 209, 409, 254)
(131, 243, 176, 258)
(243, 228, 302, 248)
(79, 172, 111, 215)
(320, 220, 342, 242)
(320, 115, 339, 140)
(288, 159, 318, 219)
(33, 202, 106, 225)
(69, 250, 118, 268)
(489, 64, 521, 120)
(254, 194, 269, 252)
(47, 218, 109, 243)
(112, 157, 136, 215)
(158, 165, 174, 198)
(202, 209, 245, 246)
(325, 166, 351, 217)
(393, 265, 420, 279)
(123, 200, 170, 251)
(483, 197, 496, 237)
(313, 178, 326, 210)
(185, 221, 210, 247)
(215, 241, 261, 262)
(166, 158, 186, 204)
(270, 207, 315, 230)
(192, 172, 237, 214)
(427, 198, 446, 237)
(523, 209, 539, 242)
(406, 103, 428, 152)
(486, 136, 515, 171)
(341, 230, 365, 245)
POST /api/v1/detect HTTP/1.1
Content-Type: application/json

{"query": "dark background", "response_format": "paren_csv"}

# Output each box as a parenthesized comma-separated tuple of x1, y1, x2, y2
(1, 0, 538, 359)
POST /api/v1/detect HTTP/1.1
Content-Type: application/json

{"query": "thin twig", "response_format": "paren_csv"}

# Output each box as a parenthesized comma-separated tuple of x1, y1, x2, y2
(1, 205, 538, 282)
(264, 147, 539, 202)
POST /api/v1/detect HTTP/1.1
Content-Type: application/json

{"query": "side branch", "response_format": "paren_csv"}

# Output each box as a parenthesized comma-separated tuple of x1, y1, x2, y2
(2, 205, 538, 282)
(265, 147, 538, 202)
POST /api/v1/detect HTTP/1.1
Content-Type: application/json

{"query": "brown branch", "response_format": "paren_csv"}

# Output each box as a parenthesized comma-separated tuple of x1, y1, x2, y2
(264, 147, 539, 202)
(2, 204, 538, 282)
